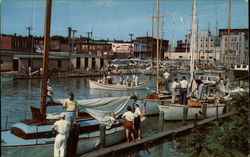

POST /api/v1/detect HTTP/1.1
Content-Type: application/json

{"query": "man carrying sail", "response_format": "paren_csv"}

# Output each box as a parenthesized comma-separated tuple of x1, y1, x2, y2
(63, 92, 78, 124)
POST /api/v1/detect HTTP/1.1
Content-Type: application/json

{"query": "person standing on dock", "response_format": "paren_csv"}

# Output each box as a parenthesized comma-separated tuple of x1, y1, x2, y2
(179, 77, 188, 105)
(224, 75, 230, 92)
(133, 104, 142, 141)
(122, 106, 135, 143)
(63, 92, 78, 124)
(171, 78, 179, 103)
(163, 71, 171, 91)
(196, 79, 205, 100)
(134, 74, 139, 86)
(52, 113, 70, 157)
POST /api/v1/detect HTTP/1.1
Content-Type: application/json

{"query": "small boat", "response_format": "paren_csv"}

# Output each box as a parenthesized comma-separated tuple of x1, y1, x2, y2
(158, 102, 225, 120)
(1, 96, 147, 156)
(233, 64, 249, 78)
(89, 80, 147, 90)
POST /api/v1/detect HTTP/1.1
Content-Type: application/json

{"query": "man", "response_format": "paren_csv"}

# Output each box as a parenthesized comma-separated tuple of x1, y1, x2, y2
(133, 104, 141, 141)
(52, 113, 70, 157)
(63, 92, 78, 124)
(179, 76, 188, 105)
(196, 79, 205, 100)
(122, 106, 135, 143)
(171, 78, 179, 103)
(134, 75, 139, 86)
(163, 71, 171, 91)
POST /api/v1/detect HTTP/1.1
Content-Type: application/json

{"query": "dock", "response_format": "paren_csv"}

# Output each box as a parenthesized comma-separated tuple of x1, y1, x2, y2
(79, 112, 234, 157)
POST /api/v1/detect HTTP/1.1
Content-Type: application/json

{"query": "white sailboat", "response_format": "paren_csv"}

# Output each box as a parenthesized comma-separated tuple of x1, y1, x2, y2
(135, 0, 173, 116)
(158, 0, 226, 120)
(1, 1, 146, 156)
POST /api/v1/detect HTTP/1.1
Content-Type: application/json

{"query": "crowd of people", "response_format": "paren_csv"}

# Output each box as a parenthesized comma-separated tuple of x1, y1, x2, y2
(98, 74, 140, 86)
(165, 73, 230, 105)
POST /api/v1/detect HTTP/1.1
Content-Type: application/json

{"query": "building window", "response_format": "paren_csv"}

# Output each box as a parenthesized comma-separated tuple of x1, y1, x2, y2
(0, 60, 3, 64)
(211, 38, 213, 41)
(225, 38, 227, 41)
(58, 60, 61, 68)
(201, 56, 204, 59)
(76, 57, 81, 69)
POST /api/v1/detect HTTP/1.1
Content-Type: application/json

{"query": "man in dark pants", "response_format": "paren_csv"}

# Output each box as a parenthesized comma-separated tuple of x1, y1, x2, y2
(179, 76, 188, 105)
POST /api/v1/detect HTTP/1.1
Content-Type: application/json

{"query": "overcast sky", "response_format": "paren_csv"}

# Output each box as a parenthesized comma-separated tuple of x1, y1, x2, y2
(1, 0, 248, 42)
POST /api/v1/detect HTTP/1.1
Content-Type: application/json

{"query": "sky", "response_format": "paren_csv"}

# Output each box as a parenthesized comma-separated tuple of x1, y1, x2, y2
(1, 0, 248, 42)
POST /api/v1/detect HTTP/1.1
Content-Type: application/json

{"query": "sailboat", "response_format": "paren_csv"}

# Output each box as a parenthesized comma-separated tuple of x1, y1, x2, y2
(1, 1, 146, 156)
(135, 0, 174, 116)
(158, 0, 227, 120)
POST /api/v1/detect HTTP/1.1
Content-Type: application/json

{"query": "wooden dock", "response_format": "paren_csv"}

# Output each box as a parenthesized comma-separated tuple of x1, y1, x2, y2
(79, 112, 234, 157)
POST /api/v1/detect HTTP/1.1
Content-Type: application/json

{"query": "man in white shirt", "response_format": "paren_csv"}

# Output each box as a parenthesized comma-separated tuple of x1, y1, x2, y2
(163, 71, 171, 91)
(52, 113, 70, 157)
(179, 76, 188, 105)
(122, 106, 135, 142)
(63, 92, 78, 124)
(171, 78, 179, 103)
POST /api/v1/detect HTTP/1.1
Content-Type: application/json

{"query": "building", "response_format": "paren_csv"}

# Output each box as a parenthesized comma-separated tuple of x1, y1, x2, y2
(111, 42, 134, 59)
(136, 36, 169, 59)
(0, 51, 108, 72)
(133, 40, 147, 59)
(75, 40, 112, 57)
(219, 29, 249, 66)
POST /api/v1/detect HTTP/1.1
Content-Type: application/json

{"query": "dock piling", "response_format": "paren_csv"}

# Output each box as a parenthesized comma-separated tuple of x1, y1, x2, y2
(216, 105, 219, 120)
(194, 113, 198, 127)
(182, 107, 188, 125)
(202, 103, 207, 119)
(159, 111, 164, 131)
(99, 123, 106, 148)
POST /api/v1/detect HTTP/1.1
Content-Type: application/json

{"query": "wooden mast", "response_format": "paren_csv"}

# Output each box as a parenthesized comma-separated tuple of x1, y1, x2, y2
(156, 0, 160, 94)
(40, 0, 52, 120)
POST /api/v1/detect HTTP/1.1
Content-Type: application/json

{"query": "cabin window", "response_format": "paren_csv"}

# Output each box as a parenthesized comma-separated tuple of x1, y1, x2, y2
(242, 65, 247, 68)
(236, 65, 241, 68)
(179, 56, 183, 58)
(201, 56, 204, 59)
(0, 60, 3, 64)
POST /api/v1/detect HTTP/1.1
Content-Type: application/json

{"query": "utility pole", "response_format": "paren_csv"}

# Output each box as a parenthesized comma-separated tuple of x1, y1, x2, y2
(72, 29, 77, 53)
(129, 33, 134, 58)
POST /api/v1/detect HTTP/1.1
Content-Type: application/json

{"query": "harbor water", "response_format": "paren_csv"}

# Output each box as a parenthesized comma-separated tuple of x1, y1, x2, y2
(1, 72, 247, 156)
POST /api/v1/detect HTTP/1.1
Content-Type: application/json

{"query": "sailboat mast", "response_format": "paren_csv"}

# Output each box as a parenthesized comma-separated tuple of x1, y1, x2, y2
(156, 0, 160, 94)
(190, 0, 196, 81)
(40, 0, 52, 119)
(226, 0, 231, 69)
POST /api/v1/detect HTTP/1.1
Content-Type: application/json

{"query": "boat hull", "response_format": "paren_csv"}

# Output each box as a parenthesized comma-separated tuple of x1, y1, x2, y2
(89, 80, 146, 90)
(2, 117, 146, 157)
(158, 104, 225, 120)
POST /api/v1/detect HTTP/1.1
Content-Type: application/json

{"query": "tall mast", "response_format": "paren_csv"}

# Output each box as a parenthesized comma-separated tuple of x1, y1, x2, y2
(156, 0, 160, 94)
(151, 3, 155, 59)
(40, 0, 52, 119)
(226, 0, 231, 69)
(190, 0, 197, 81)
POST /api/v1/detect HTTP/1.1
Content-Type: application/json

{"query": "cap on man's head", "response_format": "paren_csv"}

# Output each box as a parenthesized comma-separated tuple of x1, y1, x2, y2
(60, 112, 66, 118)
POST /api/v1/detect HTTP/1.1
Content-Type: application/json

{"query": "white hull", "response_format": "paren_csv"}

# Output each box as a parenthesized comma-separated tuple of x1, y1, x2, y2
(158, 104, 225, 120)
(136, 99, 171, 116)
(2, 117, 146, 157)
(89, 80, 146, 90)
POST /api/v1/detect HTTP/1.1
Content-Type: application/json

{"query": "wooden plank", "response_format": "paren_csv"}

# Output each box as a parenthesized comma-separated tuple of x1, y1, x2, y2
(79, 112, 234, 157)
